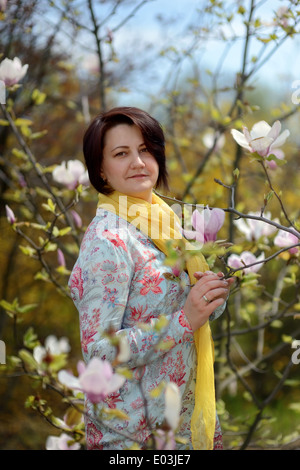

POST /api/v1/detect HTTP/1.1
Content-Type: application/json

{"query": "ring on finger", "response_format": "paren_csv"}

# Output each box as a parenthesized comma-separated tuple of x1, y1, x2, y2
(203, 294, 210, 303)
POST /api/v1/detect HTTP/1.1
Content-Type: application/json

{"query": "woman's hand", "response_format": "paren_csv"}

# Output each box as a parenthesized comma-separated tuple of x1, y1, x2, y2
(183, 271, 235, 332)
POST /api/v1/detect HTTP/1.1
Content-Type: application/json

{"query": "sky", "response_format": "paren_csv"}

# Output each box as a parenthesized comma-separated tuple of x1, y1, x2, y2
(43, 0, 300, 107)
(96, 0, 300, 98)
(124, 0, 300, 81)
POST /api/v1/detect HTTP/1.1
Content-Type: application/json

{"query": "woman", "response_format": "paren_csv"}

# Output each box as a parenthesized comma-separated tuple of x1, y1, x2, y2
(69, 106, 234, 450)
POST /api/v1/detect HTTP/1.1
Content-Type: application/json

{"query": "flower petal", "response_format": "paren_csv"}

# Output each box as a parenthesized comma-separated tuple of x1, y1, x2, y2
(250, 136, 273, 155)
(271, 129, 290, 149)
(250, 121, 271, 139)
(206, 208, 225, 233)
(58, 370, 81, 390)
(164, 383, 181, 430)
(231, 129, 251, 150)
(267, 120, 281, 141)
(227, 254, 243, 270)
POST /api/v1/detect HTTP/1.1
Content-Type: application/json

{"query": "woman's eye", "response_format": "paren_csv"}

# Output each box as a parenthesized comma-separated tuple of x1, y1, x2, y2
(115, 151, 127, 157)
(140, 147, 148, 153)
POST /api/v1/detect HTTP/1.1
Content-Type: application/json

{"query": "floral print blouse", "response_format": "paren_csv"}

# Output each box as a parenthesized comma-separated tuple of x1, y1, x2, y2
(69, 208, 224, 450)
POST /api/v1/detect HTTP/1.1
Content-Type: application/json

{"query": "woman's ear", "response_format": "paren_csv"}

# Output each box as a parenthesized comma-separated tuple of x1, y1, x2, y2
(100, 168, 106, 182)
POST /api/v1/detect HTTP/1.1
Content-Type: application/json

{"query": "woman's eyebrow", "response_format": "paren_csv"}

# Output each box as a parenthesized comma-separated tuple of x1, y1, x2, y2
(111, 145, 129, 152)
(111, 142, 146, 152)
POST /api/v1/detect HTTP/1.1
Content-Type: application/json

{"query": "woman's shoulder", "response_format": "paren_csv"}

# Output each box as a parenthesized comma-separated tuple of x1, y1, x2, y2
(80, 208, 156, 255)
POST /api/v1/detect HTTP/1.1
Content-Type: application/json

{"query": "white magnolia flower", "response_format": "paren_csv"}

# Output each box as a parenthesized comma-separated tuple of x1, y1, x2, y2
(33, 335, 71, 363)
(82, 54, 100, 74)
(202, 129, 225, 152)
(0, 0, 7, 12)
(115, 334, 131, 363)
(0, 57, 28, 86)
(231, 120, 289, 168)
(46, 433, 80, 450)
(164, 382, 181, 431)
(234, 212, 278, 241)
(275, 6, 290, 27)
(52, 160, 89, 190)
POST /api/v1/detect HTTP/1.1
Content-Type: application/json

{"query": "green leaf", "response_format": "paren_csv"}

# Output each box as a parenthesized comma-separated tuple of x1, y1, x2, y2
(233, 168, 240, 180)
(19, 245, 37, 257)
(288, 403, 300, 413)
(34, 270, 50, 282)
(264, 190, 274, 203)
(44, 241, 57, 252)
(14, 118, 33, 126)
(23, 327, 40, 349)
(19, 349, 39, 371)
(31, 130, 48, 140)
(154, 315, 169, 331)
(266, 154, 287, 166)
(0, 299, 15, 313)
(58, 227, 72, 237)
(42, 198, 56, 214)
(17, 303, 38, 314)
(102, 407, 129, 421)
(32, 88, 47, 105)
(281, 334, 293, 344)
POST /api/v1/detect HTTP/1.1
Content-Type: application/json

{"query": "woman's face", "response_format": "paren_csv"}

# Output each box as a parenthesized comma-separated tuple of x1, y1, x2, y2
(101, 124, 159, 203)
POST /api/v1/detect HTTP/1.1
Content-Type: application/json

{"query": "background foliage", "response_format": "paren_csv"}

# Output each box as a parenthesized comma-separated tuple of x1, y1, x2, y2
(1, 0, 300, 450)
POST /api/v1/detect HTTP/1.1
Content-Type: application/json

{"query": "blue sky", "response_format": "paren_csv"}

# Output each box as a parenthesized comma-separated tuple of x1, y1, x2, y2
(50, 0, 299, 106)
(110, 1, 299, 105)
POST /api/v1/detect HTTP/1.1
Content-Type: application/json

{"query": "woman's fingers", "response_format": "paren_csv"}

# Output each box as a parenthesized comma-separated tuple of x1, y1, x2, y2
(193, 270, 235, 290)
(183, 271, 234, 332)
(201, 287, 228, 303)
(192, 275, 230, 305)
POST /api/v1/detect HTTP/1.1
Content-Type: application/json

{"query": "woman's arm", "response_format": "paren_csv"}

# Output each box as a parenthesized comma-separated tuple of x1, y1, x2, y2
(69, 234, 193, 368)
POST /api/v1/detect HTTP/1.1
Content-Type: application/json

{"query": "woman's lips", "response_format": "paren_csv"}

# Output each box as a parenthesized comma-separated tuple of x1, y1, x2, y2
(129, 174, 148, 178)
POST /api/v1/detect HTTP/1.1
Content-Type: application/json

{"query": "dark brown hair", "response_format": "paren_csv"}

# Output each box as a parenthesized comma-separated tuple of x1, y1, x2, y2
(83, 106, 169, 195)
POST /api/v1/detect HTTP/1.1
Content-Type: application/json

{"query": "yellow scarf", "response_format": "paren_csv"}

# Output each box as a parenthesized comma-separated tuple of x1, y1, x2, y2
(97, 190, 215, 450)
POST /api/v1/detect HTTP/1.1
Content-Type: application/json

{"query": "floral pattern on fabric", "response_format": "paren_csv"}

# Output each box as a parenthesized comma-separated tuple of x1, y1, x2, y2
(69, 208, 224, 450)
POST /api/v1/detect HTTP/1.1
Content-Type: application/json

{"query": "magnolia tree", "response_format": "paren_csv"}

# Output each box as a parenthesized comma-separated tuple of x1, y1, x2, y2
(1, 0, 300, 450)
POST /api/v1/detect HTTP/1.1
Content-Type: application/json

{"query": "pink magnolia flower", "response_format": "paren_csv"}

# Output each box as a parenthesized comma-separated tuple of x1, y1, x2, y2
(58, 357, 125, 404)
(0, 57, 28, 86)
(231, 120, 289, 169)
(227, 251, 265, 274)
(183, 207, 225, 244)
(274, 228, 299, 254)
(71, 209, 82, 228)
(154, 429, 176, 450)
(5, 204, 16, 224)
(57, 248, 66, 268)
(52, 160, 89, 190)
(46, 433, 80, 450)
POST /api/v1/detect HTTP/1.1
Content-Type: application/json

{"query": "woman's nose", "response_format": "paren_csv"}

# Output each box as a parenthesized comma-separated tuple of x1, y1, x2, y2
(130, 151, 145, 168)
